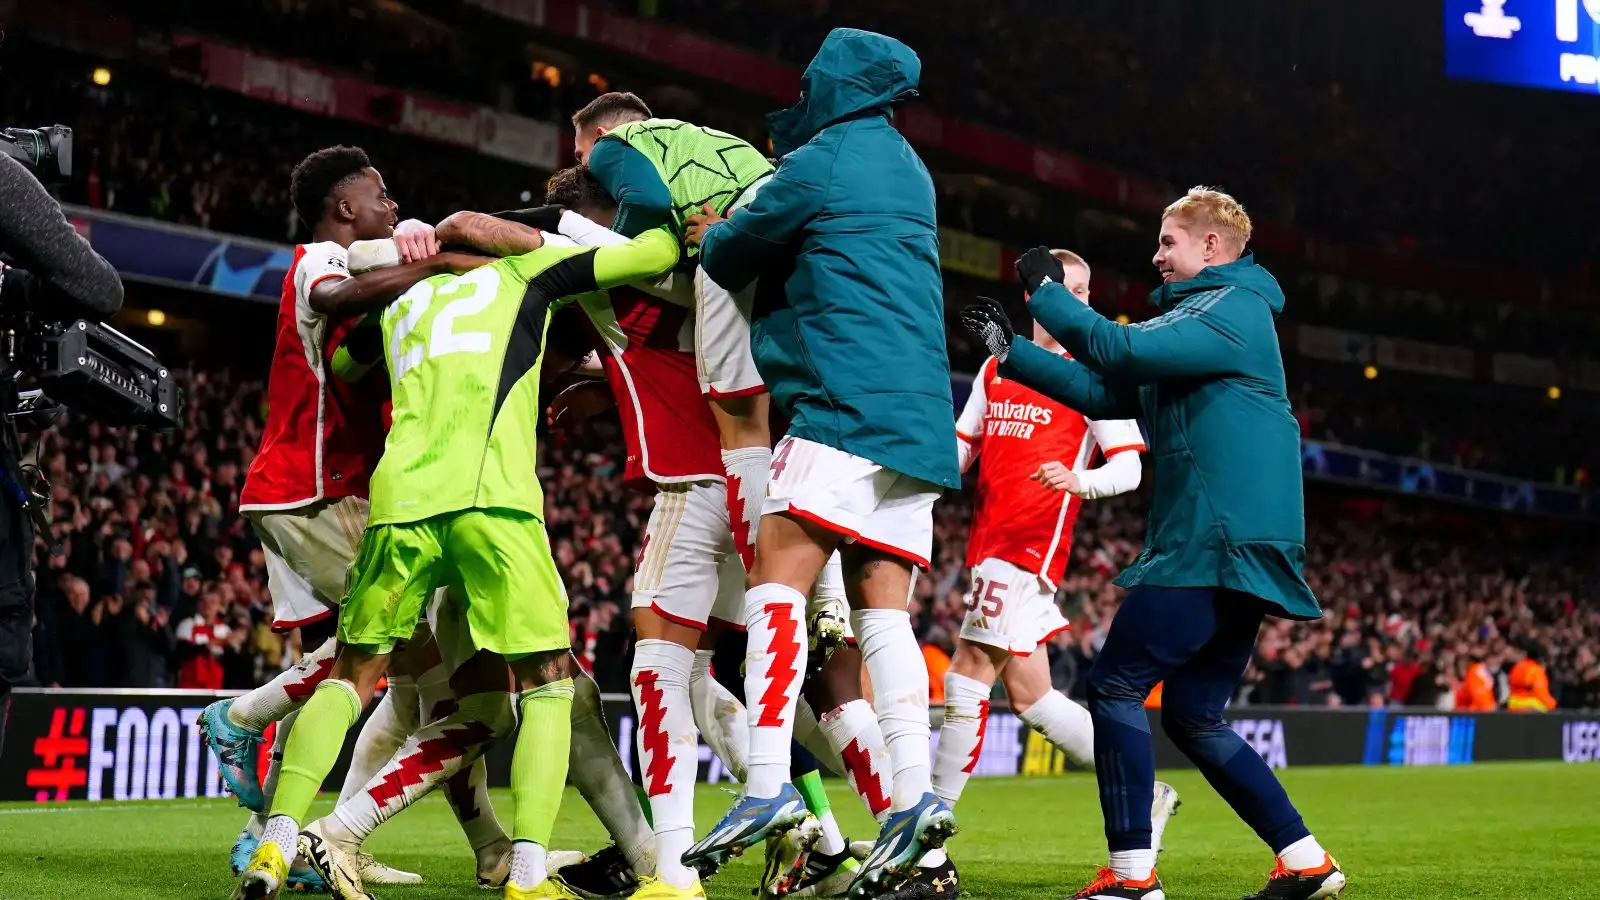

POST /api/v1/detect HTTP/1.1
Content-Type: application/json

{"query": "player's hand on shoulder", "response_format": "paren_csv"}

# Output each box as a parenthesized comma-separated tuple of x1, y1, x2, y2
(960, 296, 1015, 362)
(547, 380, 615, 429)
(683, 203, 726, 247)
(393, 218, 441, 263)
(1016, 246, 1065, 296)
(1031, 461, 1083, 495)
(489, 205, 566, 233)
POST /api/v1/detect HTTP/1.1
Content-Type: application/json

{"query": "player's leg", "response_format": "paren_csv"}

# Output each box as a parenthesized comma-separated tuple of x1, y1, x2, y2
(414, 600, 518, 885)
(225, 617, 338, 869)
(307, 645, 516, 892)
(975, 560, 1095, 773)
(751, 646, 879, 899)
(209, 498, 367, 814)
(1159, 595, 1342, 900)
(232, 518, 442, 900)
(447, 510, 579, 900)
(691, 227, 770, 575)
(834, 475, 951, 899)
(558, 655, 658, 897)
(336, 674, 420, 806)
(838, 548, 953, 899)
(683, 503, 832, 873)
(627, 482, 733, 894)
(1071, 585, 1229, 900)
(931, 639, 1004, 807)
(691, 629, 749, 782)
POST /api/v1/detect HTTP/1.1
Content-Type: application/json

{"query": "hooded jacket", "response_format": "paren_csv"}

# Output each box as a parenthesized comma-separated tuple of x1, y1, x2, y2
(698, 28, 958, 490)
(1000, 254, 1321, 620)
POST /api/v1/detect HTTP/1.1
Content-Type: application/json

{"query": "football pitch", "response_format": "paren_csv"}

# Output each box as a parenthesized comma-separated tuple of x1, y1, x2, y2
(2, 763, 1597, 899)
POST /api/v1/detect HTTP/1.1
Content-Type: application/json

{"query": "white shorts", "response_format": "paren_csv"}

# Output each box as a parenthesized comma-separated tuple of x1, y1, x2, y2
(694, 175, 770, 399)
(632, 480, 745, 630)
(958, 558, 1069, 657)
(248, 496, 368, 631)
(764, 436, 939, 569)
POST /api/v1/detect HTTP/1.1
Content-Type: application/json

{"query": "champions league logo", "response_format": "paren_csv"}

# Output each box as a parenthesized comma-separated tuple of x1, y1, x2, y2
(1465, 0, 1521, 39)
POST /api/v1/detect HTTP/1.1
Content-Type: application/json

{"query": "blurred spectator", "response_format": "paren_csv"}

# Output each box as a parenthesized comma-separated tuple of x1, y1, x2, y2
(174, 591, 230, 690)
(109, 583, 176, 688)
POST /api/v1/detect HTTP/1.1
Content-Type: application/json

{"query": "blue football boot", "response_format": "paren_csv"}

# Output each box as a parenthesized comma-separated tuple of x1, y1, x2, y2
(199, 699, 266, 811)
(682, 783, 808, 879)
(846, 793, 957, 899)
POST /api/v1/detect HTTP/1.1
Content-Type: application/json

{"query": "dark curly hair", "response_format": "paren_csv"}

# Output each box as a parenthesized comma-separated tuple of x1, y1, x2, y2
(290, 145, 372, 231)
(544, 165, 614, 213)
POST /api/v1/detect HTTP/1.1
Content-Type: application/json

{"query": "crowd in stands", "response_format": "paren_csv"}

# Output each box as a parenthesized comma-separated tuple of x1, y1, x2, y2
(656, 0, 1597, 276)
(9, 2, 1597, 709)
(22, 367, 1600, 711)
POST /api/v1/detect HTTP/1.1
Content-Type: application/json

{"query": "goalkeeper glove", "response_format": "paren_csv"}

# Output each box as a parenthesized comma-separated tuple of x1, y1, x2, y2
(1015, 246, 1065, 294)
(488, 205, 566, 232)
(960, 297, 1016, 363)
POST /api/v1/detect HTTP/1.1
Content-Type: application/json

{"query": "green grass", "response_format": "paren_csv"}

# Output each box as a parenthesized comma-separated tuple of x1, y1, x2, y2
(2, 763, 1598, 899)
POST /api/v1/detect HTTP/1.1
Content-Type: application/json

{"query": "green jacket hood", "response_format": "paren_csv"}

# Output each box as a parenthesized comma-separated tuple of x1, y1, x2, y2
(1150, 252, 1286, 315)
(768, 28, 920, 157)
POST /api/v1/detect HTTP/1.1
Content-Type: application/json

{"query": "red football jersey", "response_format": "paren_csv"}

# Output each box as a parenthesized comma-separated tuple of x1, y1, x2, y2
(579, 286, 723, 493)
(958, 355, 1144, 586)
(241, 242, 388, 511)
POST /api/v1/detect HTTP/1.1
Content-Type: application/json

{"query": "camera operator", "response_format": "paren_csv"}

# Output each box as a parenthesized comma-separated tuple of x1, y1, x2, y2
(0, 148, 125, 755)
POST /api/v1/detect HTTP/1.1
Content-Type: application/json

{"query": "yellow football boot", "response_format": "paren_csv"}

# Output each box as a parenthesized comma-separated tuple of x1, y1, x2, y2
(230, 838, 289, 900)
(505, 874, 585, 900)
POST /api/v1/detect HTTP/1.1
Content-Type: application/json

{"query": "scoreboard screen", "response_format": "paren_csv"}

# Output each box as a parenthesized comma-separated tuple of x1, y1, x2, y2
(1446, 0, 1600, 94)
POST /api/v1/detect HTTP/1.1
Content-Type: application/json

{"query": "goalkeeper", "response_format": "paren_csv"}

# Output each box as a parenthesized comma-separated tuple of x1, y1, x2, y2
(231, 213, 679, 900)
(570, 93, 774, 578)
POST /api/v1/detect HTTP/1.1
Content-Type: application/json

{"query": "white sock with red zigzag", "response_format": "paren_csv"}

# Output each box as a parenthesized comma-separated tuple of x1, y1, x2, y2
(228, 637, 337, 732)
(322, 691, 514, 850)
(742, 583, 807, 800)
(852, 609, 933, 812)
(818, 699, 892, 823)
(630, 640, 699, 889)
(931, 671, 991, 806)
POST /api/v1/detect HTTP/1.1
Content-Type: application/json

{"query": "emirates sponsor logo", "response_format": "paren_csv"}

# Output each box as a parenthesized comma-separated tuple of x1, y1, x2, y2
(985, 399, 1052, 439)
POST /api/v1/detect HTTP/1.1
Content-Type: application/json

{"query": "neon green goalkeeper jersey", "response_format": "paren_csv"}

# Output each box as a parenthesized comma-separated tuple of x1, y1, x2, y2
(368, 229, 680, 526)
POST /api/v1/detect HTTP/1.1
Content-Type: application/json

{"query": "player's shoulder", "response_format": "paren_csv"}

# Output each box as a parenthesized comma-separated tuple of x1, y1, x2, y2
(297, 240, 349, 269)
(981, 355, 1001, 382)
(604, 117, 684, 139)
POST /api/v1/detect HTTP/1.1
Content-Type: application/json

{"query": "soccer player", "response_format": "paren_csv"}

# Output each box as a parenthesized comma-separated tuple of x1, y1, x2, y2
(201, 145, 492, 887)
(230, 212, 682, 900)
(571, 92, 775, 582)
(539, 166, 861, 899)
(962, 188, 1343, 900)
(681, 29, 958, 899)
(922, 252, 1177, 894)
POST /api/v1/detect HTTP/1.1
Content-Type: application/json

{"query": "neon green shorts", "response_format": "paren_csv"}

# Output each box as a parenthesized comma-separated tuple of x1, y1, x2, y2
(339, 508, 570, 656)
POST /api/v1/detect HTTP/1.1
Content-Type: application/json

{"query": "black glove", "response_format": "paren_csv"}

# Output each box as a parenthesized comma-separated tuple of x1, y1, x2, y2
(1015, 246, 1065, 294)
(960, 297, 1016, 363)
(489, 204, 566, 232)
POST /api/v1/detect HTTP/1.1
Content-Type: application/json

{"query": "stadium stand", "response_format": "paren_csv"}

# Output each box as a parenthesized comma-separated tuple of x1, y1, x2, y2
(8, 1, 1596, 710)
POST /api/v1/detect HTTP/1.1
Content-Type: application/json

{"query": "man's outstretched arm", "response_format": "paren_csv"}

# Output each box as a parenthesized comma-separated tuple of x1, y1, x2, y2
(436, 211, 547, 257)
(1000, 339, 1140, 421)
(309, 253, 488, 318)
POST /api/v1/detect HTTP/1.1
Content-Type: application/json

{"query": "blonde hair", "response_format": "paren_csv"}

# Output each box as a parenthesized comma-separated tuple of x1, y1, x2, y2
(1050, 248, 1090, 277)
(1162, 186, 1252, 255)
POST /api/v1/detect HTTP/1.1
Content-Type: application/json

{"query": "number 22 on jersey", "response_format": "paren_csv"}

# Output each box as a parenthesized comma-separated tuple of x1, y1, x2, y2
(384, 266, 502, 385)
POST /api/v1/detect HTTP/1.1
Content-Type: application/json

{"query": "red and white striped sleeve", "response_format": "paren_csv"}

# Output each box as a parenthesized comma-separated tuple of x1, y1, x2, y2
(955, 356, 995, 472)
(292, 241, 350, 315)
